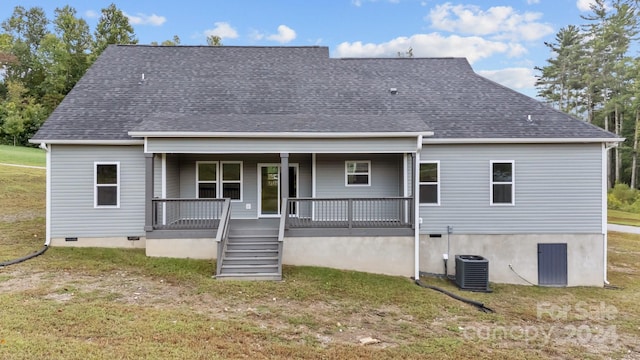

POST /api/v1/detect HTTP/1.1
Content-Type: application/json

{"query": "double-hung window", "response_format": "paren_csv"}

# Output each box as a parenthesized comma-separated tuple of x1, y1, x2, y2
(95, 162, 119, 207)
(196, 161, 242, 200)
(419, 161, 439, 205)
(197, 161, 218, 198)
(345, 160, 371, 186)
(490, 161, 514, 205)
(221, 162, 242, 200)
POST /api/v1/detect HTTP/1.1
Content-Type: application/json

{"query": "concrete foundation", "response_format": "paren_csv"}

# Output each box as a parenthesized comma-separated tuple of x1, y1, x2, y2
(420, 233, 605, 287)
(51, 232, 606, 287)
(145, 238, 217, 259)
(50, 237, 146, 249)
(283, 236, 414, 277)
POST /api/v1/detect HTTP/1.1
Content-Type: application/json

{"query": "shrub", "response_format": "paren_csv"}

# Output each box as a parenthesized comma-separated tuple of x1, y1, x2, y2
(608, 192, 625, 210)
(611, 183, 637, 204)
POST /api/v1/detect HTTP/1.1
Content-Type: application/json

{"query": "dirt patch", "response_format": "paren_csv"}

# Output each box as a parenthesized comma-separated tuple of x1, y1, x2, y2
(0, 210, 44, 223)
(0, 268, 425, 348)
(1, 266, 637, 357)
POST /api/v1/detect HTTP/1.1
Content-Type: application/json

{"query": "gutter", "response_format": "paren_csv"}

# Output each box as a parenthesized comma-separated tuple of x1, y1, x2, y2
(39, 142, 51, 247)
(414, 135, 423, 280)
(602, 142, 619, 286)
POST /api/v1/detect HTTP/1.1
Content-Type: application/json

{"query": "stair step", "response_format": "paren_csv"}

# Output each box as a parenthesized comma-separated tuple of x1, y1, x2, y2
(216, 273, 282, 281)
(229, 233, 278, 238)
(221, 264, 278, 273)
(229, 230, 279, 237)
(226, 244, 279, 251)
(225, 249, 278, 257)
(228, 237, 278, 243)
(223, 257, 278, 266)
(216, 221, 282, 281)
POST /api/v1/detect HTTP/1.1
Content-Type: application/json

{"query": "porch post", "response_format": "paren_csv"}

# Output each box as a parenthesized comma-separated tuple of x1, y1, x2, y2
(144, 153, 154, 232)
(280, 152, 289, 205)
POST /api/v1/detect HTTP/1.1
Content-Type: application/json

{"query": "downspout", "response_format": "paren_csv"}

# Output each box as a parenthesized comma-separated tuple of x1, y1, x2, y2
(1, 143, 51, 266)
(603, 142, 618, 286)
(414, 135, 423, 279)
(40, 142, 51, 247)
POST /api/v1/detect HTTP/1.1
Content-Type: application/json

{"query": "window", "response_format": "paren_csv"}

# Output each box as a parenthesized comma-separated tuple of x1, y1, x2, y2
(222, 162, 242, 200)
(490, 161, 514, 205)
(95, 162, 119, 207)
(420, 161, 439, 205)
(197, 161, 218, 198)
(345, 160, 371, 186)
(196, 161, 243, 200)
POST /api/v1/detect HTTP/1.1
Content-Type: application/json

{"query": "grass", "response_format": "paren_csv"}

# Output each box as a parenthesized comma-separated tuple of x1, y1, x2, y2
(608, 209, 640, 227)
(0, 144, 45, 167)
(1, 156, 640, 359)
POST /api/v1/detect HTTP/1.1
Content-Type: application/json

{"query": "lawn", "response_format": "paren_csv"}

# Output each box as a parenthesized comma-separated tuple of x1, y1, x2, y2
(608, 209, 640, 227)
(1, 164, 639, 359)
(0, 144, 45, 167)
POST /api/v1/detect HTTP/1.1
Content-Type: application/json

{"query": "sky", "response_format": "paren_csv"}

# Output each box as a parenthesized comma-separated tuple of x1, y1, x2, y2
(0, 0, 610, 98)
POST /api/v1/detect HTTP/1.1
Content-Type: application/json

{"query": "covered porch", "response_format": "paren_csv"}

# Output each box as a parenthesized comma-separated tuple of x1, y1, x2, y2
(137, 133, 425, 279)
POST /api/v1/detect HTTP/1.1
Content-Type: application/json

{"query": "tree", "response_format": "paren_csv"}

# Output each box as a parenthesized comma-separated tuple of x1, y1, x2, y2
(52, 6, 92, 91)
(151, 35, 181, 46)
(206, 35, 222, 46)
(93, 3, 137, 57)
(1, 6, 50, 97)
(0, 81, 45, 146)
(535, 25, 585, 117)
(536, 0, 640, 188)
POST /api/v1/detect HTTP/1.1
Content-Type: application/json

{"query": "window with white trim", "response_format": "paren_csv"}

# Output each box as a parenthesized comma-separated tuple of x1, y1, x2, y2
(95, 162, 119, 207)
(419, 161, 439, 205)
(196, 161, 243, 200)
(490, 161, 514, 205)
(197, 161, 218, 198)
(345, 160, 371, 186)
(222, 161, 242, 200)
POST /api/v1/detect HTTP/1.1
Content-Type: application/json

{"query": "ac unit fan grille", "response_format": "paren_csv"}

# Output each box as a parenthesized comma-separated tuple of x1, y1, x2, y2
(455, 255, 489, 291)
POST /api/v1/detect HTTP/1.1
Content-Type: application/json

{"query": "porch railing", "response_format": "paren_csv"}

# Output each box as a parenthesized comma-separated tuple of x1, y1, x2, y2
(215, 199, 232, 276)
(152, 198, 227, 230)
(285, 197, 413, 229)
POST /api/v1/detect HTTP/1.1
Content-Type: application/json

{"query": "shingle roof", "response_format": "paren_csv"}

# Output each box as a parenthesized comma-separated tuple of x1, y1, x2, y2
(31, 45, 618, 141)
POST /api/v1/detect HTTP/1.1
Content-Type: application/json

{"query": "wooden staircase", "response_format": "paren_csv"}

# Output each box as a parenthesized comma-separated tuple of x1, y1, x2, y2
(216, 223, 282, 281)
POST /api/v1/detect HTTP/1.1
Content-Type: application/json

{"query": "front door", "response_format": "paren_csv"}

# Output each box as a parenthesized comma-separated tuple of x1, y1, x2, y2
(258, 164, 298, 217)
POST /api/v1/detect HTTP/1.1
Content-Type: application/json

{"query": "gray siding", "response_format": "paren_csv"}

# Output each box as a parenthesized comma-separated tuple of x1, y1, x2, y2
(175, 154, 312, 218)
(420, 144, 603, 234)
(50, 145, 145, 237)
(315, 154, 403, 198)
(147, 137, 417, 154)
(166, 155, 180, 198)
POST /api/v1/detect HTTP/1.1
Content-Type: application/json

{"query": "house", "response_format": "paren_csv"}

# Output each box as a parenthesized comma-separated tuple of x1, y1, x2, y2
(30, 45, 621, 285)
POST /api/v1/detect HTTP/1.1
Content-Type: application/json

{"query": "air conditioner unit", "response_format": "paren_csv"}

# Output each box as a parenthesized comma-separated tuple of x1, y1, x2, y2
(455, 255, 489, 292)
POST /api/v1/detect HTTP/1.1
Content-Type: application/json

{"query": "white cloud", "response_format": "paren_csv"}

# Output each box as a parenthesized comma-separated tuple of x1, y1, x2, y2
(249, 29, 265, 41)
(335, 33, 514, 64)
(204, 22, 239, 40)
(84, 10, 99, 19)
(124, 12, 166, 26)
(527, 0, 540, 4)
(576, 0, 599, 11)
(427, 3, 553, 42)
(477, 68, 536, 89)
(266, 25, 297, 43)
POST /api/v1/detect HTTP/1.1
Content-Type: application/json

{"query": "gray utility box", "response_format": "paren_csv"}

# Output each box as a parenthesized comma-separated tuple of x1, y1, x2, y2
(455, 255, 489, 292)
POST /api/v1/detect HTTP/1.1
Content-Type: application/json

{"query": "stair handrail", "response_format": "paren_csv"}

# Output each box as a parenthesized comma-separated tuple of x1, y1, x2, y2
(215, 198, 232, 276)
(277, 197, 288, 278)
